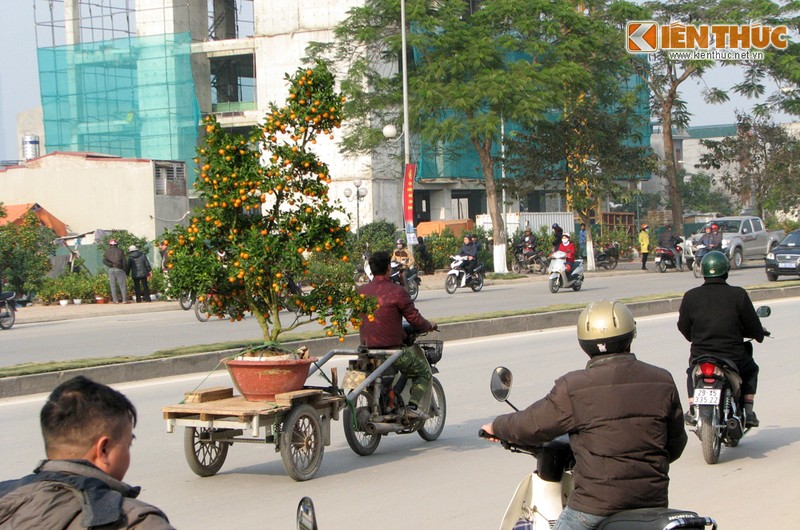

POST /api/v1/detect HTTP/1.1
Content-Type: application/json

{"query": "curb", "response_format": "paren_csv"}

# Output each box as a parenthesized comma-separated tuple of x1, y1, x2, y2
(3, 284, 797, 399)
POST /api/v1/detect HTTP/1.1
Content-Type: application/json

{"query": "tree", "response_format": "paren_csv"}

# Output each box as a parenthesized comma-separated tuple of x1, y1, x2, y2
(676, 171, 734, 215)
(698, 114, 800, 217)
(313, 0, 626, 273)
(163, 63, 375, 345)
(0, 208, 56, 296)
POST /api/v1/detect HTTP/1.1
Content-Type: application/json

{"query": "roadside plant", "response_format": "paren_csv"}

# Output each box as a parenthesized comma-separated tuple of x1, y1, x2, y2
(164, 62, 376, 345)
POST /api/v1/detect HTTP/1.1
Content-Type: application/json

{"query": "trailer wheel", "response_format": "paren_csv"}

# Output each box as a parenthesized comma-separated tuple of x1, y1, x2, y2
(280, 404, 324, 481)
(184, 427, 228, 477)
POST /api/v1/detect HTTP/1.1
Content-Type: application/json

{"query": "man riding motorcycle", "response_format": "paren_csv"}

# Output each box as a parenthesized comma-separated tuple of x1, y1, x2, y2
(677, 251, 766, 427)
(658, 224, 683, 270)
(521, 227, 538, 259)
(391, 238, 415, 284)
(482, 300, 687, 530)
(458, 233, 478, 276)
(709, 223, 723, 251)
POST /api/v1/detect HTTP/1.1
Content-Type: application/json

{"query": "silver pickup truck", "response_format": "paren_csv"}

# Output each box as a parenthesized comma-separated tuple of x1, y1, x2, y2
(685, 216, 785, 269)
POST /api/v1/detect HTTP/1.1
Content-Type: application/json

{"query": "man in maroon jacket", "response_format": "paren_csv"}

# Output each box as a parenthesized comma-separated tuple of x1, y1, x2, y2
(358, 251, 437, 420)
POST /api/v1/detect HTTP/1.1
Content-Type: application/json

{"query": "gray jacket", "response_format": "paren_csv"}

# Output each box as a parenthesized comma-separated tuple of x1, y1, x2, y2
(0, 459, 173, 529)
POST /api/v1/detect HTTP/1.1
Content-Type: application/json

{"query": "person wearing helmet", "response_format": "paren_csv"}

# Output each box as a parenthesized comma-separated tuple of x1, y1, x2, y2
(695, 224, 714, 263)
(126, 245, 152, 303)
(709, 223, 723, 251)
(657, 224, 683, 271)
(101, 238, 128, 304)
(555, 232, 577, 278)
(551, 223, 564, 252)
(458, 233, 478, 278)
(639, 224, 650, 270)
(391, 238, 415, 269)
(521, 227, 538, 259)
(677, 250, 767, 427)
(482, 300, 687, 529)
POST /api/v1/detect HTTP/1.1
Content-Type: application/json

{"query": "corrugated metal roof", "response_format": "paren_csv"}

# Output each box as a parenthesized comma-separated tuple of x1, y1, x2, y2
(687, 124, 737, 139)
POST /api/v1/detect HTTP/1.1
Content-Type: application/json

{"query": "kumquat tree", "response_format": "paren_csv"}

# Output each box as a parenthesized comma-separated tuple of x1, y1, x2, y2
(164, 61, 376, 346)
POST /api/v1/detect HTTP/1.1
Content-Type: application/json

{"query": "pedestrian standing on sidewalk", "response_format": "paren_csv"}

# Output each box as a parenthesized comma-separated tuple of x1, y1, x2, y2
(639, 224, 650, 270)
(102, 240, 128, 304)
(126, 245, 152, 303)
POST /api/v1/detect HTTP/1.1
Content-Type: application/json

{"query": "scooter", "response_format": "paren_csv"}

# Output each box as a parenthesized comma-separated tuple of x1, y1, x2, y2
(353, 243, 371, 285)
(686, 306, 771, 464)
(0, 291, 16, 330)
(481, 367, 718, 530)
(547, 251, 584, 293)
(444, 255, 484, 294)
(654, 240, 684, 272)
(390, 260, 422, 301)
(594, 242, 620, 270)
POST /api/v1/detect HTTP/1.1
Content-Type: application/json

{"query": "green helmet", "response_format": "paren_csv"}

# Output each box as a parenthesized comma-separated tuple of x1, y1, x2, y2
(701, 250, 730, 278)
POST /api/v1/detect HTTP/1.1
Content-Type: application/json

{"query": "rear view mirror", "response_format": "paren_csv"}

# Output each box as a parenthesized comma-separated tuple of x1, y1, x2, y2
(756, 306, 771, 318)
(297, 497, 318, 530)
(490, 366, 513, 402)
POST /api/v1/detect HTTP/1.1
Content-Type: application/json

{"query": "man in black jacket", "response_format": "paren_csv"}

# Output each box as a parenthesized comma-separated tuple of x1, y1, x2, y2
(126, 245, 152, 303)
(678, 251, 766, 427)
(102, 239, 128, 304)
(482, 300, 686, 530)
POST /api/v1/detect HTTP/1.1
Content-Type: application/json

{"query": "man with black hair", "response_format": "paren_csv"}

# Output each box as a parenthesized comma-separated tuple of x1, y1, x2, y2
(358, 251, 437, 421)
(0, 376, 173, 529)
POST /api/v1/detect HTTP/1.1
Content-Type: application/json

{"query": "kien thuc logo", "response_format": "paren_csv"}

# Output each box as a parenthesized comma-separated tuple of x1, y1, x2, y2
(626, 21, 788, 57)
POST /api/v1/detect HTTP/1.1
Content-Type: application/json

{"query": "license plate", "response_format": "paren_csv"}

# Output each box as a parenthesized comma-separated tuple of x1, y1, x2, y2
(779, 262, 796, 269)
(654, 257, 661, 262)
(693, 388, 721, 405)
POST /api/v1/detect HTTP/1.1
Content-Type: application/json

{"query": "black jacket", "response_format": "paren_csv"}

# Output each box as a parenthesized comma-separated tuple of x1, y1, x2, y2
(492, 353, 686, 517)
(126, 250, 152, 279)
(102, 246, 125, 270)
(677, 278, 765, 361)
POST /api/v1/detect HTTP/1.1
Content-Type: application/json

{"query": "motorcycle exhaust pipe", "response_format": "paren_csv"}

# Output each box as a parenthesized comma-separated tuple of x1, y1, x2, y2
(365, 422, 406, 435)
(727, 417, 744, 440)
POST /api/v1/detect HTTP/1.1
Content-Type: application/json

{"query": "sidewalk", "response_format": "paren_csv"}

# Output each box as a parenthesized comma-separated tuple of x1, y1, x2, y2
(15, 261, 645, 325)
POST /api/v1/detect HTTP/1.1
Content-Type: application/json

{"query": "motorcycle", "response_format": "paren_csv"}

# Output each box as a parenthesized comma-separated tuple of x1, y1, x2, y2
(511, 244, 549, 275)
(481, 367, 718, 530)
(445, 255, 485, 294)
(390, 260, 422, 301)
(594, 241, 620, 270)
(654, 240, 684, 272)
(0, 291, 16, 330)
(178, 291, 195, 310)
(691, 243, 707, 278)
(353, 243, 371, 286)
(340, 327, 446, 455)
(547, 251, 584, 293)
(686, 306, 771, 464)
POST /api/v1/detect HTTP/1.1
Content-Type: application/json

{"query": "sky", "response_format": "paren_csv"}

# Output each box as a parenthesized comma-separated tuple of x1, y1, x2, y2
(0, 3, 794, 162)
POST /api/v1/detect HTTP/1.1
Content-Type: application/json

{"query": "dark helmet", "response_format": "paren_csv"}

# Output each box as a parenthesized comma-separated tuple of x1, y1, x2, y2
(463, 233, 472, 239)
(577, 300, 636, 356)
(552, 223, 560, 229)
(395, 238, 405, 247)
(524, 227, 532, 233)
(701, 250, 729, 278)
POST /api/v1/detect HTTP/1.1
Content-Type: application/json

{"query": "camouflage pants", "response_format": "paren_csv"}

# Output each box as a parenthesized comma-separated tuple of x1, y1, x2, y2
(393, 344, 432, 407)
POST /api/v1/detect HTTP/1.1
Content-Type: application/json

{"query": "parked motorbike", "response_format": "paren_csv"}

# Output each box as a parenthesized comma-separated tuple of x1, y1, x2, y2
(341, 327, 446, 455)
(444, 255, 485, 294)
(654, 240, 684, 272)
(481, 367, 718, 530)
(511, 244, 549, 275)
(594, 241, 620, 270)
(547, 251, 584, 293)
(353, 243, 371, 286)
(0, 291, 16, 330)
(390, 261, 422, 301)
(686, 306, 771, 464)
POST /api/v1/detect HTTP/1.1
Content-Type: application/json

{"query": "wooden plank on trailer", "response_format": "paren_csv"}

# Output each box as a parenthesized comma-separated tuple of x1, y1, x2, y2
(184, 387, 234, 403)
(162, 396, 285, 418)
(274, 389, 324, 407)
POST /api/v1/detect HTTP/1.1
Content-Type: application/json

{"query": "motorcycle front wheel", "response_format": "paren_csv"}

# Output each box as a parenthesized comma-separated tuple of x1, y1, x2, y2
(444, 274, 458, 294)
(693, 260, 703, 278)
(343, 392, 382, 456)
(353, 271, 369, 286)
(178, 292, 194, 310)
(511, 259, 522, 274)
(194, 298, 211, 322)
(406, 280, 419, 301)
(470, 272, 484, 292)
(0, 303, 15, 330)
(418, 378, 446, 441)
(549, 276, 561, 294)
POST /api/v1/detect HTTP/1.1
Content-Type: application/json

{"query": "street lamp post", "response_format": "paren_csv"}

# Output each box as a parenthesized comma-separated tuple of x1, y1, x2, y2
(343, 178, 368, 235)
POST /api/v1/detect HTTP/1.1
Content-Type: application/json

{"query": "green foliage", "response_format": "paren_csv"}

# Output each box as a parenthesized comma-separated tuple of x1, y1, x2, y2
(148, 270, 167, 295)
(92, 273, 111, 299)
(420, 230, 461, 271)
(351, 219, 397, 256)
(96, 229, 147, 254)
(163, 62, 376, 343)
(0, 210, 57, 296)
(677, 172, 735, 215)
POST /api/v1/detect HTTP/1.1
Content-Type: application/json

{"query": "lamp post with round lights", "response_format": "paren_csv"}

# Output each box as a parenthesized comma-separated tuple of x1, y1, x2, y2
(343, 178, 368, 235)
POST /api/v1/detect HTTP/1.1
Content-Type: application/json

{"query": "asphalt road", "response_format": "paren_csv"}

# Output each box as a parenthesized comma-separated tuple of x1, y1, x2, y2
(0, 263, 777, 366)
(1, 297, 795, 528)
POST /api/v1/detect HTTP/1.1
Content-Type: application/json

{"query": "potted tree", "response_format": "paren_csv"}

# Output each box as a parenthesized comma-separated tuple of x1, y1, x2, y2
(164, 62, 375, 401)
(93, 273, 111, 303)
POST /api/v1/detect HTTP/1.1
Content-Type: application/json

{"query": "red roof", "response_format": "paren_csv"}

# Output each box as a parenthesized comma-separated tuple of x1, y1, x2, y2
(0, 203, 69, 237)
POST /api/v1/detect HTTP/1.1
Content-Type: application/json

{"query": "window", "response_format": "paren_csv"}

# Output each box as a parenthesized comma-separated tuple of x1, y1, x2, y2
(154, 161, 187, 196)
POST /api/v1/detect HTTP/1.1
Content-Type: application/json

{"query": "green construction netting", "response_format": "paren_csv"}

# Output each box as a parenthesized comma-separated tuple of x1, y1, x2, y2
(38, 32, 199, 180)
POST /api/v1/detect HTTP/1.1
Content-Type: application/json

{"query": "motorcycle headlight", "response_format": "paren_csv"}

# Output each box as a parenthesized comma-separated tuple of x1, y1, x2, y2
(721, 240, 729, 248)
(767, 252, 775, 260)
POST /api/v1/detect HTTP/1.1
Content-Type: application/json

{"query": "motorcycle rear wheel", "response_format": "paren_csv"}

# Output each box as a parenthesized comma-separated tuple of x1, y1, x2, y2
(572, 279, 583, 292)
(700, 417, 721, 464)
(470, 272, 484, 292)
(549, 277, 561, 294)
(407, 280, 419, 301)
(537, 258, 549, 275)
(194, 298, 211, 322)
(511, 259, 522, 274)
(657, 260, 667, 273)
(418, 378, 447, 442)
(343, 392, 382, 456)
(608, 256, 618, 269)
(0, 303, 15, 330)
(444, 275, 458, 294)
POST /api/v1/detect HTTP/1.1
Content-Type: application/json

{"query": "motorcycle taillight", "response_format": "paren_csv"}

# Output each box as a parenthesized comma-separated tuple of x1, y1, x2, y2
(699, 363, 718, 377)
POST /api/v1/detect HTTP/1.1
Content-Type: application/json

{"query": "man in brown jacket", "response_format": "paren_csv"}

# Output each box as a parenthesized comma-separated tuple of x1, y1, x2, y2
(482, 300, 687, 530)
(0, 376, 173, 529)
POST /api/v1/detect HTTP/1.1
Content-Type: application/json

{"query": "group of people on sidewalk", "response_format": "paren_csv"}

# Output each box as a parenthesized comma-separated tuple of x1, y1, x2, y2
(102, 240, 153, 304)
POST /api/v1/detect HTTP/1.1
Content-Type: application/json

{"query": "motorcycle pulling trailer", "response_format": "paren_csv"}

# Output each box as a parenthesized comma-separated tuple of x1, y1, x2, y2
(162, 385, 345, 482)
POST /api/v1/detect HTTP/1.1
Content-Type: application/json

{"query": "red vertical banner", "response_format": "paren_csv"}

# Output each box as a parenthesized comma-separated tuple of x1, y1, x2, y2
(403, 163, 416, 231)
